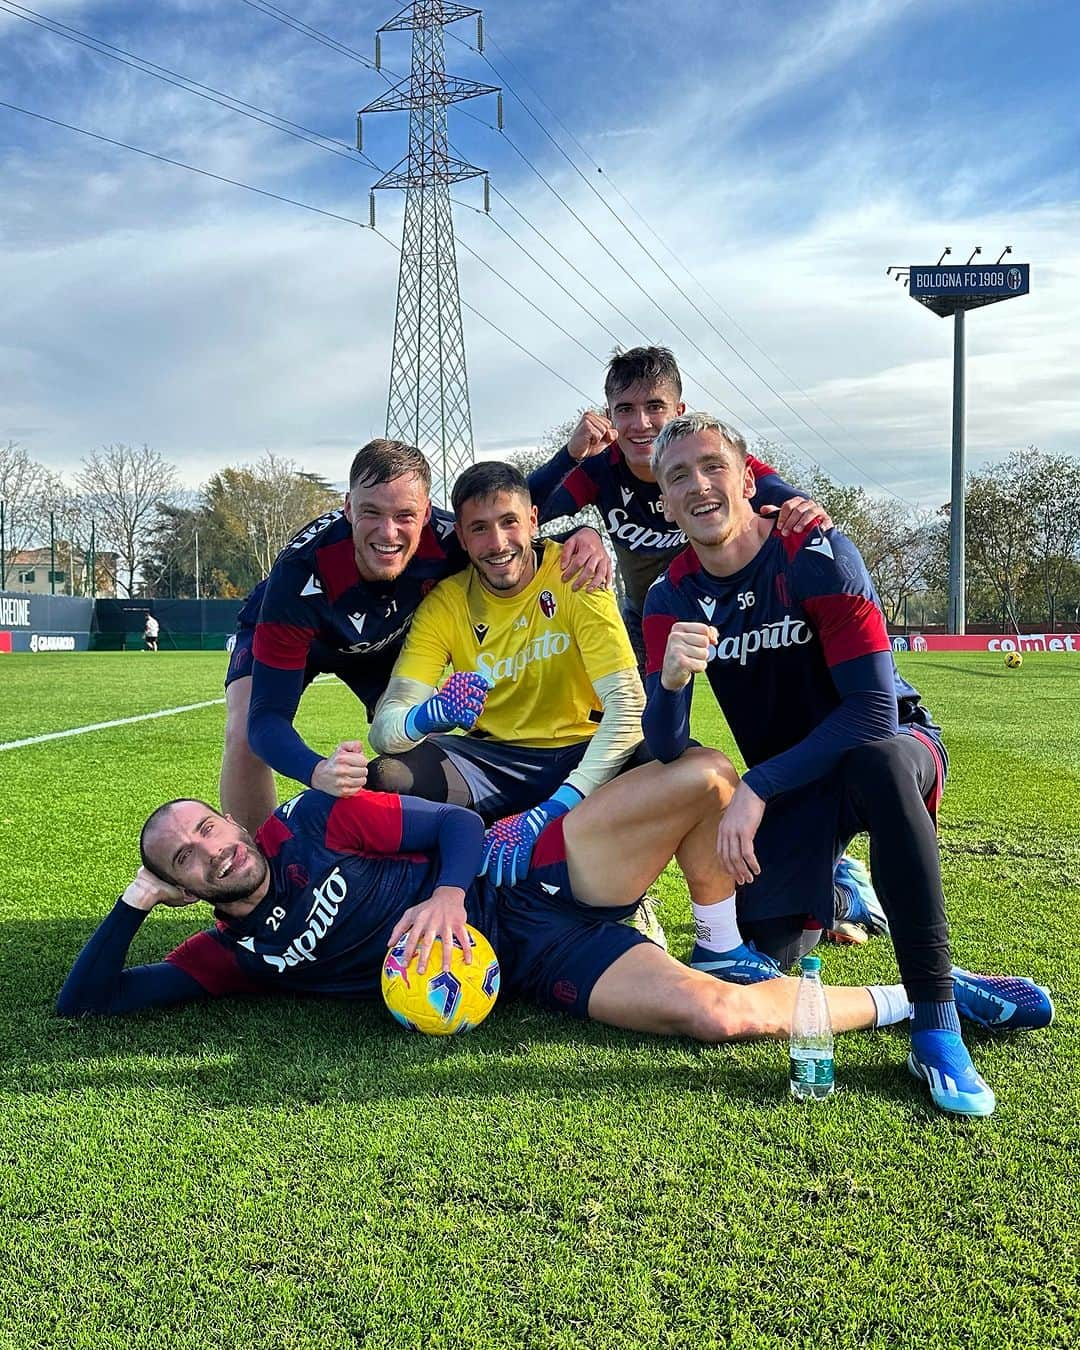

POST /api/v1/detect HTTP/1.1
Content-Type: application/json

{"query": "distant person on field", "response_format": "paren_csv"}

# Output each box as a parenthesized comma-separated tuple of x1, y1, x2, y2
(366, 461, 645, 888)
(641, 411, 1055, 1116)
(220, 439, 611, 836)
(143, 612, 159, 652)
(55, 758, 1051, 1123)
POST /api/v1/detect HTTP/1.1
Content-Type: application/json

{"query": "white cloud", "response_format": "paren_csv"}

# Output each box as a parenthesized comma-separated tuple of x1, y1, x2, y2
(0, 0, 1075, 513)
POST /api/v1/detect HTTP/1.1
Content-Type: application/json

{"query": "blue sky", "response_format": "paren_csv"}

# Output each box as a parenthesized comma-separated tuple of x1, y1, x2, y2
(1, 0, 1078, 505)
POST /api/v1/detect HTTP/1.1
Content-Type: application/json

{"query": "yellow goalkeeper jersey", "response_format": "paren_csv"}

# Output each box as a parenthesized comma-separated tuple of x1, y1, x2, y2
(392, 539, 636, 748)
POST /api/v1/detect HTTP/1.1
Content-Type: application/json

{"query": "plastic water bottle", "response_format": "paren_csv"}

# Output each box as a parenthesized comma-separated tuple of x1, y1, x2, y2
(789, 954, 834, 1101)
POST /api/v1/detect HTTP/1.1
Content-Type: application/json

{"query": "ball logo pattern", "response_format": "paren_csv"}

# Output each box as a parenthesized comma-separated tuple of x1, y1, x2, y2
(1004, 651, 1023, 668)
(381, 924, 500, 1035)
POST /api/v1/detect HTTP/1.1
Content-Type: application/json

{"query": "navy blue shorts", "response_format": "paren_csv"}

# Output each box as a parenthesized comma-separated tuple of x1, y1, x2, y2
(490, 817, 647, 1019)
(426, 735, 591, 818)
(737, 728, 947, 927)
(224, 625, 399, 723)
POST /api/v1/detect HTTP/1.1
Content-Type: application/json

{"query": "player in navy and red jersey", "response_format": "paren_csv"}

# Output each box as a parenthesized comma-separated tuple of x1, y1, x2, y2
(56, 754, 1050, 1100)
(221, 439, 610, 835)
(641, 411, 1054, 1116)
(526, 347, 827, 672)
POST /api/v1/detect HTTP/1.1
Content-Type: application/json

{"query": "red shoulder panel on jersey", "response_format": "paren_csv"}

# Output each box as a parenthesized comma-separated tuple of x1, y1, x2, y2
(315, 536, 360, 602)
(667, 545, 703, 585)
(642, 612, 678, 676)
(256, 812, 294, 859)
(563, 463, 601, 509)
(165, 930, 263, 996)
(252, 622, 317, 670)
(325, 791, 405, 855)
(802, 593, 890, 666)
(747, 452, 777, 480)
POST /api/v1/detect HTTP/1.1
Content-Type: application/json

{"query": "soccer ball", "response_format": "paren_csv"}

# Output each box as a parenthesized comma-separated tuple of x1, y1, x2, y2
(381, 924, 500, 1036)
(1004, 651, 1023, 668)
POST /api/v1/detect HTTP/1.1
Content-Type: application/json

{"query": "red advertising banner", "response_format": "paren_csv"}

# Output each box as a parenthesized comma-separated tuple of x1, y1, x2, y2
(890, 633, 1080, 654)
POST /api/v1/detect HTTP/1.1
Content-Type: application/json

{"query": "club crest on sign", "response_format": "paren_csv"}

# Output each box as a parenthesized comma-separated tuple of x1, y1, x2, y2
(539, 590, 557, 619)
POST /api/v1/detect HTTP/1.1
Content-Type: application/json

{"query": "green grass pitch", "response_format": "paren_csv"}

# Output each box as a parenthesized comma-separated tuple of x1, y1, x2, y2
(0, 651, 1076, 1349)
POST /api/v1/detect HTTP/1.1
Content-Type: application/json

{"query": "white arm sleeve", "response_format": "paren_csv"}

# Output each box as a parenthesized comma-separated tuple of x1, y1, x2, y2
(367, 676, 437, 754)
(564, 666, 646, 798)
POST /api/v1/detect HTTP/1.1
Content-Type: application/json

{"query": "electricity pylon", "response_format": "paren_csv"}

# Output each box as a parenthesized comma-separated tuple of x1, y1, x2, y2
(359, 3, 500, 506)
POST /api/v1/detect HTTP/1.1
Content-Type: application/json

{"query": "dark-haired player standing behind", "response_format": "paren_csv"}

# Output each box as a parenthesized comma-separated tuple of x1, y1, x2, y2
(526, 346, 826, 672)
(641, 412, 1054, 1116)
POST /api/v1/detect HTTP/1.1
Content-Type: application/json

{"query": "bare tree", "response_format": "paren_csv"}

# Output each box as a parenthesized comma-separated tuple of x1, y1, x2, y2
(963, 466, 1034, 631)
(77, 444, 178, 596)
(0, 441, 54, 580)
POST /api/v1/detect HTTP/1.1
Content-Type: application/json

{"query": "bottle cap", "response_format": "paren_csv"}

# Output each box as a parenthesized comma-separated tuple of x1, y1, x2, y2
(800, 955, 822, 972)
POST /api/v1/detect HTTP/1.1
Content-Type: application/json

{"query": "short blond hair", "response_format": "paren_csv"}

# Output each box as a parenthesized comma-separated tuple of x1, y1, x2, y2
(651, 413, 748, 481)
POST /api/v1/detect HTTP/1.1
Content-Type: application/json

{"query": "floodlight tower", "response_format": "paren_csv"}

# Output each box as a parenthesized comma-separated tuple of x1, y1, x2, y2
(888, 247, 1030, 633)
(359, 3, 500, 506)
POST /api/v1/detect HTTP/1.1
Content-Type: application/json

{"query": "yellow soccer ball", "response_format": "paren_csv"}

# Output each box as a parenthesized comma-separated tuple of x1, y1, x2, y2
(1004, 651, 1023, 668)
(381, 924, 500, 1035)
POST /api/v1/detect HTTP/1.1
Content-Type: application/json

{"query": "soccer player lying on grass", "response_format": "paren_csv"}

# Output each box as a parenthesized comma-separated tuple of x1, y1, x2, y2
(56, 753, 1051, 1118)
(220, 439, 611, 834)
(641, 412, 1055, 1117)
(366, 461, 644, 886)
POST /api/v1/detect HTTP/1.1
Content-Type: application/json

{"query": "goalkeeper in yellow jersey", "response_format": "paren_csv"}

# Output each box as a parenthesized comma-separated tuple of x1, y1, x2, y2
(368, 461, 646, 886)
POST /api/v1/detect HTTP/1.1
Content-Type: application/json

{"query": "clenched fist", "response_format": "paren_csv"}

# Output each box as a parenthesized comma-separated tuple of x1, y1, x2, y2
(567, 410, 618, 462)
(311, 740, 369, 797)
(661, 621, 718, 691)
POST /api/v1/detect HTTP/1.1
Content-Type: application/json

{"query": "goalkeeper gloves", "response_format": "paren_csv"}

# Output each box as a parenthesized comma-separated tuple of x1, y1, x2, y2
(404, 671, 489, 740)
(480, 784, 584, 887)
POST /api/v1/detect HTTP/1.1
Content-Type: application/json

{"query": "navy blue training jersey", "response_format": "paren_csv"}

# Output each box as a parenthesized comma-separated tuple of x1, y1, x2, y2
(642, 526, 945, 800)
(244, 507, 466, 783)
(528, 445, 797, 612)
(165, 790, 498, 1001)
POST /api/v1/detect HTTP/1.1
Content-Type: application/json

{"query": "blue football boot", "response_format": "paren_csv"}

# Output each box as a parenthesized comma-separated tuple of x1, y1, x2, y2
(825, 855, 890, 945)
(951, 968, 1055, 1030)
(908, 1030, 996, 1117)
(690, 941, 783, 984)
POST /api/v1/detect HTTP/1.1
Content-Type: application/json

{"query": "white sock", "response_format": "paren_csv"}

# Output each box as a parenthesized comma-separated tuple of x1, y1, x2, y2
(868, 984, 912, 1028)
(691, 897, 742, 953)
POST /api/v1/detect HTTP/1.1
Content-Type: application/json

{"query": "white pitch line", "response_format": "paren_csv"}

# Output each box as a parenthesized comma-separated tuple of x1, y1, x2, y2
(0, 698, 226, 752)
(0, 673, 340, 753)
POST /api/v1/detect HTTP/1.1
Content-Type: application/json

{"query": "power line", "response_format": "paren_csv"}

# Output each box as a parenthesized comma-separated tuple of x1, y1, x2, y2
(2, 6, 609, 400)
(476, 29, 867, 443)
(0, 97, 596, 408)
(0, 0, 381, 171)
(6, 0, 615, 396)
(225, 1, 806, 448)
(231, 0, 915, 502)
(487, 185, 653, 347)
(5, 2, 912, 497)
(0, 99, 375, 227)
(448, 27, 917, 504)
(453, 195, 623, 351)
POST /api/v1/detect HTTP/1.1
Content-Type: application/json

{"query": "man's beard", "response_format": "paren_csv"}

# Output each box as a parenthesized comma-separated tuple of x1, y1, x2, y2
(200, 840, 269, 904)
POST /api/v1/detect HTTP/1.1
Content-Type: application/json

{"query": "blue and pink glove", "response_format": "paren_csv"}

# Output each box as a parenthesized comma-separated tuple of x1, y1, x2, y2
(405, 672, 489, 740)
(480, 784, 584, 887)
